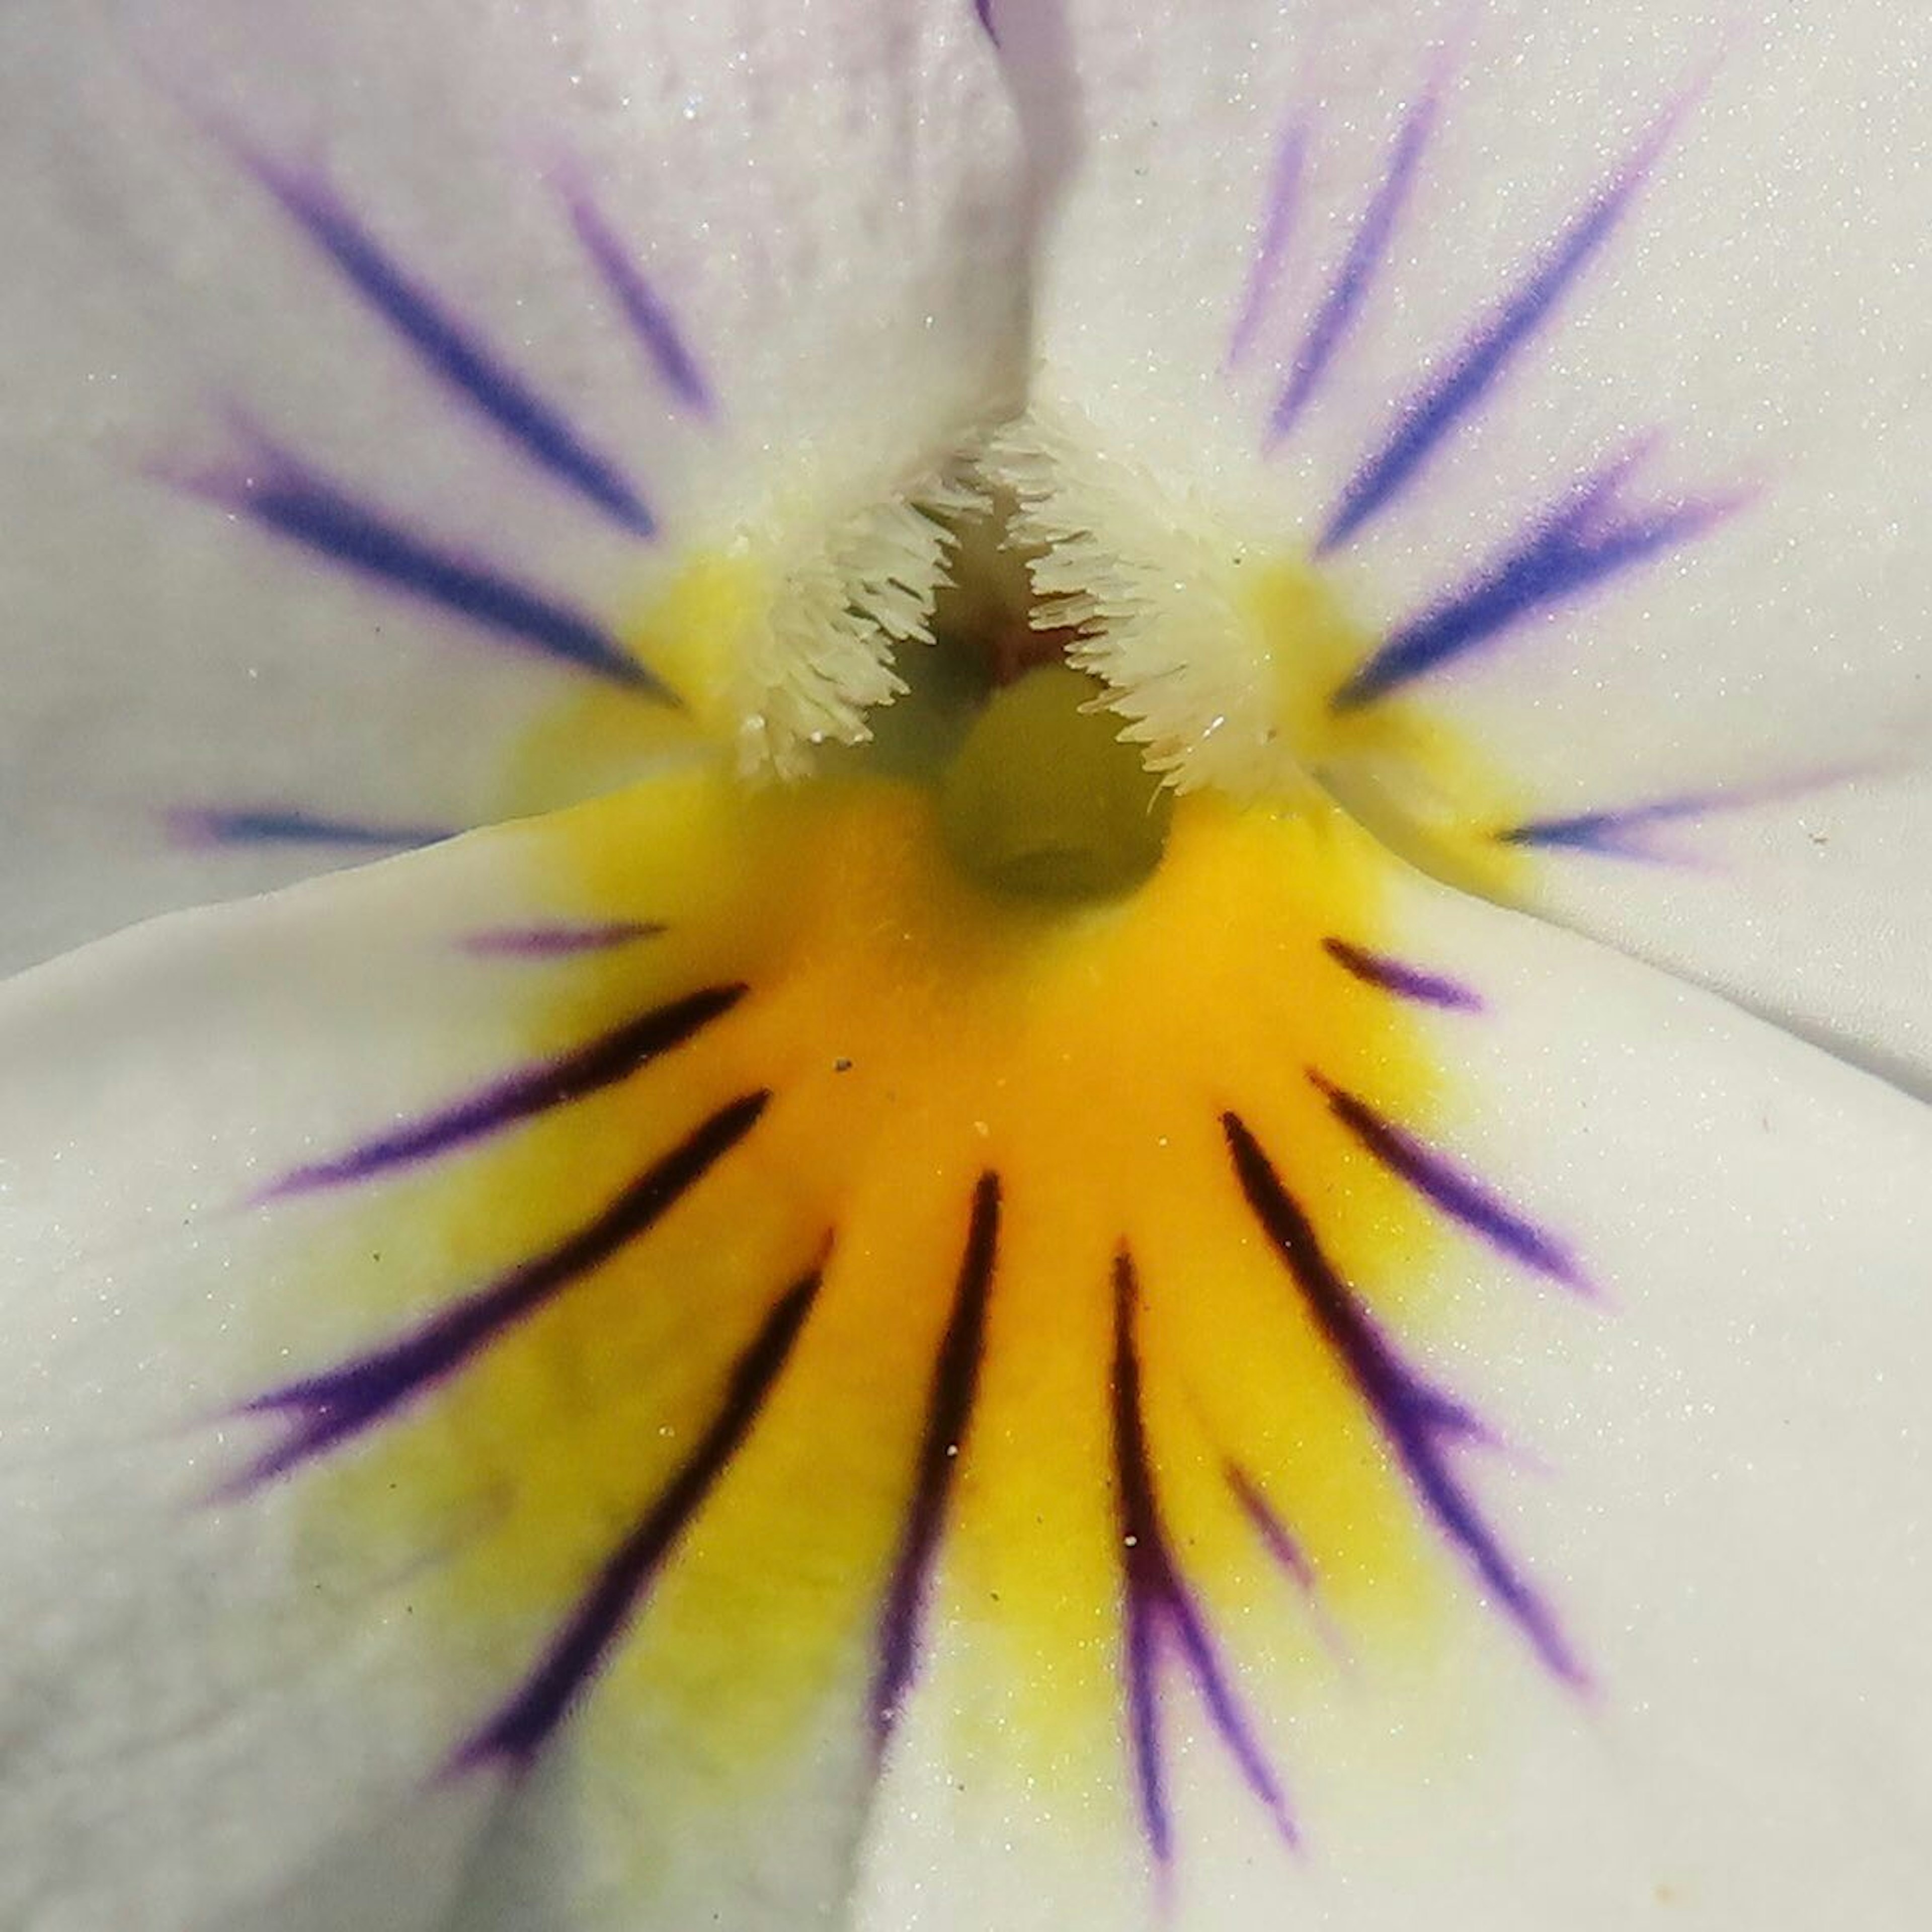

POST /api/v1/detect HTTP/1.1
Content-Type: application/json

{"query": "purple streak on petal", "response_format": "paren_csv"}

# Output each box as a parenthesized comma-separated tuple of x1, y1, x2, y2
(1123, 1587, 1171, 1869)
(1309, 1072, 1589, 1294)
(1268, 88, 1437, 443)
(240, 150, 655, 535)
(232, 1093, 769, 1489)
(459, 921, 665, 959)
(1227, 1461, 1354, 1664)
(1112, 1253, 1296, 1865)
(181, 446, 669, 695)
(1115, 1259, 1173, 1866)
(872, 1173, 1000, 1748)
(1319, 97, 1689, 553)
(1502, 791, 1733, 861)
(1227, 120, 1310, 370)
(264, 984, 746, 1199)
(974, 0, 997, 42)
(1322, 936, 1484, 1012)
(1335, 447, 1743, 709)
(561, 180, 715, 418)
(449, 1263, 821, 1772)
(1501, 762, 1857, 862)
(170, 807, 456, 851)
(1224, 1463, 1317, 1593)
(1223, 1113, 1583, 1683)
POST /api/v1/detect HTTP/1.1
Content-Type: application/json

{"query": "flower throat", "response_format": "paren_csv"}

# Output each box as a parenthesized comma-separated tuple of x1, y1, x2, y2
(841, 497, 1173, 905)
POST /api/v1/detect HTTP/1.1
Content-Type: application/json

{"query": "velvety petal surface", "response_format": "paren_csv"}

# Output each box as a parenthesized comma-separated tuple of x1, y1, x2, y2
(1003, 0, 1932, 1086)
(6, 762, 1931, 1928)
(0, 0, 1024, 972)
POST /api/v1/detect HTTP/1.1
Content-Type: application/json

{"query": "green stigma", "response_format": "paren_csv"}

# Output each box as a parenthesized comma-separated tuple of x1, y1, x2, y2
(937, 663, 1172, 902)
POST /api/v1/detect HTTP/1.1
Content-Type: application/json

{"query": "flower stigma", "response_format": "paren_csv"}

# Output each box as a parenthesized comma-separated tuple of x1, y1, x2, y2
(935, 662, 1171, 902)
(832, 478, 1179, 904)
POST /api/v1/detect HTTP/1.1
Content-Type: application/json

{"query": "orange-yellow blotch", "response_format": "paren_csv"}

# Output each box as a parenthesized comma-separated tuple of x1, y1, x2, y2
(292, 746, 1448, 1784)
(282, 538, 1529, 1836)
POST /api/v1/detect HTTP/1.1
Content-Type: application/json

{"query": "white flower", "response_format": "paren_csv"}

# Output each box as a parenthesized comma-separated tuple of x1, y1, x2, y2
(3, 3, 1931, 1929)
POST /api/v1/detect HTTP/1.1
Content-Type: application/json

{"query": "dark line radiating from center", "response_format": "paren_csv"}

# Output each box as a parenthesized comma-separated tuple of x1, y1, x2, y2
(237, 1092, 771, 1487)
(197, 451, 670, 695)
(1222, 1112, 1582, 1682)
(267, 983, 747, 1196)
(1319, 104, 1681, 553)
(870, 1172, 1001, 1748)
(1112, 1251, 1295, 1865)
(243, 151, 658, 537)
(450, 1262, 823, 1772)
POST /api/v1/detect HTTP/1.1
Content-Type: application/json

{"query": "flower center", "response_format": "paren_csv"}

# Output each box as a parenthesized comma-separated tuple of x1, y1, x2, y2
(833, 497, 1172, 903)
(503, 408, 1526, 912)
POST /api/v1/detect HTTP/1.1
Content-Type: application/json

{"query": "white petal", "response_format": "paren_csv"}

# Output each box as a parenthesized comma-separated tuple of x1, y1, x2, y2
(9, 770, 1932, 1926)
(0, 0, 1023, 971)
(849, 860, 1932, 1929)
(0, 835, 540, 1931)
(0, 807, 881, 1930)
(1010, 0, 1932, 1080)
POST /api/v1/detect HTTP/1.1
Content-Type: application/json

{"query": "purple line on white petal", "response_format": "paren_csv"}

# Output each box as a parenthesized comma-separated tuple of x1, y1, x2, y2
(459, 920, 665, 959)
(1113, 1253, 1297, 1866)
(1224, 1114, 1584, 1683)
(872, 1174, 999, 1749)
(1320, 93, 1694, 553)
(974, 0, 997, 41)
(1123, 1588, 1171, 1869)
(1227, 1462, 1356, 1663)
(1502, 763, 1859, 863)
(1501, 792, 1721, 860)
(240, 148, 656, 535)
(181, 444, 670, 695)
(1336, 444, 1745, 709)
(264, 984, 745, 1198)
(1309, 1072, 1589, 1294)
(1224, 1463, 1318, 1593)
(171, 807, 457, 851)
(561, 179, 715, 418)
(1226, 119, 1310, 369)
(448, 1264, 820, 1773)
(1322, 936, 1485, 1012)
(231, 1093, 769, 1489)
(1268, 87, 1437, 444)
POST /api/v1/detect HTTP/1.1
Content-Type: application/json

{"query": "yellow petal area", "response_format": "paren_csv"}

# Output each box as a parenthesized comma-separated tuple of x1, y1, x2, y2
(281, 746, 1480, 1854)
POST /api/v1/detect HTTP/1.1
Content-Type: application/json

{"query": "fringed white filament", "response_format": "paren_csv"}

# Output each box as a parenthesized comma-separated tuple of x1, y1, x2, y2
(741, 409, 1296, 798)
(983, 404, 1289, 798)
(737, 464, 986, 779)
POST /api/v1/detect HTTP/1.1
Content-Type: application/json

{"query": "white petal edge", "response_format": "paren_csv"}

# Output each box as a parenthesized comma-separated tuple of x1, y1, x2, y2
(0, 830, 557, 1932)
